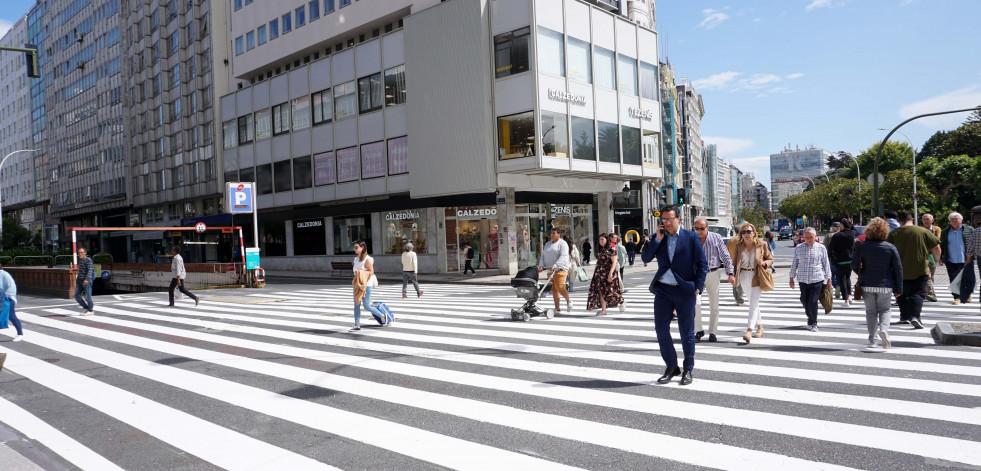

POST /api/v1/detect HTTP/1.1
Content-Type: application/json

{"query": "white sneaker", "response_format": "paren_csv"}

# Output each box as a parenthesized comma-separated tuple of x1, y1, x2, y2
(865, 342, 878, 349)
(81, 310, 94, 316)
(80, 309, 88, 315)
(566, 301, 574, 312)
(618, 304, 626, 313)
(11, 335, 23, 342)
(879, 331, 891, 349)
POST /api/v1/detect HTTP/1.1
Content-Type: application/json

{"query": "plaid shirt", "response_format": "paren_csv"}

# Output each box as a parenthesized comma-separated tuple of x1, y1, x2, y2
(968, 228, 981, 261)
(789, 241, 832, 284)
(702, 232, 734, 275)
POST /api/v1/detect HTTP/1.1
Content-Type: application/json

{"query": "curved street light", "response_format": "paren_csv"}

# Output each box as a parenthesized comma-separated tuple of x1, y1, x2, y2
(0, 149, 40, 252)
(878, 128, 918, 222)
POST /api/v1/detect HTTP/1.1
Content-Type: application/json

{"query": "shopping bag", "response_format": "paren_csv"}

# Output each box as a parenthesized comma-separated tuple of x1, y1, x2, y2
(756, 265, 775, 292)
(820, 283, 834, 314)
(576, 267, 589, 282)
(950, 270, 963, 294)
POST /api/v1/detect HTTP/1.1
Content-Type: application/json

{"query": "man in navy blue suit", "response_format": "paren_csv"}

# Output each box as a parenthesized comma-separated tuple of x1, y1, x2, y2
(641, 206, 708, 385)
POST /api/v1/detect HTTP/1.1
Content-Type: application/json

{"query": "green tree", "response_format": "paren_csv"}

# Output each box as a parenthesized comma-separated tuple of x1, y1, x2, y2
(917, 154, 981, 211)
(1, 218, 32, 250)
(737, 205, 770, 231)
(844, 141, 915, 181)
(965, 107, 981, 125)
(880, 169, 938, 215)
(917, 130, 950, 163)
(935, 122, 981, 159)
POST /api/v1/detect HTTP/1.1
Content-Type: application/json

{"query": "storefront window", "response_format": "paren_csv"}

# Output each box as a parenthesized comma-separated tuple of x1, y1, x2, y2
(446, 206, 499, 272)
(260, 221, 286, 256)
(498, 111, 534, 160)
(622, 125, 641, 166)
(382, 210, 428, 255)
(537, 27, 564, 77)
(571, 116, 595, 160)
(334, 215, 371, 255)
(598, 121, 620, 163)
(494, 27, 529, 78)
(541, 110, 569, 158)
(567, 37, 591, 84)
(293, 218, 327, 255)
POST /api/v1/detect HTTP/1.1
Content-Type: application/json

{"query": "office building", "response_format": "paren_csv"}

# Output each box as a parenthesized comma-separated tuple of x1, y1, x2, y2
(220, 0, 663, 274)
(675, 79, 703, 224)
(770, 144, 831, 213)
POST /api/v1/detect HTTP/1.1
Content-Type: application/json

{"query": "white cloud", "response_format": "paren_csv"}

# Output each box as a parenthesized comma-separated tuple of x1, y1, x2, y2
(805, 0, 833, 11)
(898, 85, 981, 129)
(703, 137, 756, 156)
(729, 156, 773, 185)
(0, 19, 14, 39)
(746, 74, 782, 87)
(692, 71, 742, 91)
(753, 18, 762, 22)
(785, 73, 805, 79)
(698, 9, 730, 29)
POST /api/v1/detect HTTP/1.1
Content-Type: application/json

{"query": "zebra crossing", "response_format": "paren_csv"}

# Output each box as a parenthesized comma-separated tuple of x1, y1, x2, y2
(1, 279, 980, 470)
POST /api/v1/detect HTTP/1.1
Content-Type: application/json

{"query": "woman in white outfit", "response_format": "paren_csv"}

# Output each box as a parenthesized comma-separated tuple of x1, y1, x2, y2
(729, 222, 773, 343)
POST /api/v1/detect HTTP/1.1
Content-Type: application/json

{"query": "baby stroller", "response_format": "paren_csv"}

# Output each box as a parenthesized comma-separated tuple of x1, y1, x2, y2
(509, 266, 557, 322)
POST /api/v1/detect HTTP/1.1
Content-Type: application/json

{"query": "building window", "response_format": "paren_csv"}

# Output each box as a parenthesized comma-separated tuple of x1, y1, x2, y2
(282, 12, 292, 33)
(314, 151, 335, 185)
(256, 163, 273, 194)
(293, 218, 326, 255)
(255, 108, 271, 140)
(238, 115, 254, 144)
(567, 37, 591, 84)
(494, 27, 529, 78)
(257, 25, 267, 45)
(336, 147, 359, 182)
(246, 31, 255, 50)
(384, 65, 405, 106)
(222, 120, 237, 149)
(272, 103, 290, 135)
(260, 221, 287, 256)
(594, 46, 615, 90)
(497, 111, 534, 160)
(358, 73, 383, 113)
(382, 210, 427, 255)
(234, 36, 244, 55)
(293, 156, 312, 189)
(640, 61, 657, 101)
(309, 1, 320, 20)
(270, 19, 279, 39)
(537, 28, 564, 77)
(388, 136, 408, 175)
(598, 121, 620, 163)
(169, 31, 179, 54)
(274, 160, 292, 192)
(240, 166, 254, 186)
(334, 215, 370, 255)
(571, 116, 595, 160)
(361, 141, 386, 179)
(617, 54, 637, 95)
(292, 96, 311, 130)
(312, 89, 333, 125)
(642, 130, 660, 167)
(621, 126, 641, 165)
(340, 0, 351, 7)
(541, 110, 569, 158)
(333, 80, 356, 121)
(234, 0, 242, 10)
(325, 0, 335, 14)
(295, 6, 306, 27)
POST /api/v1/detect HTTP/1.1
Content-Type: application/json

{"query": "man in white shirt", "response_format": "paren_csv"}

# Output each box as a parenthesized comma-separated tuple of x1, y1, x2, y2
(401, 242, 423, 298)
(539, 228, 573, 313)
(168, 246, 200, 307)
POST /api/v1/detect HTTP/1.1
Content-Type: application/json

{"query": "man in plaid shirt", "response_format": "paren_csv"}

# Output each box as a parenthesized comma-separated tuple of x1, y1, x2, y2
(789, 228, 832, 331)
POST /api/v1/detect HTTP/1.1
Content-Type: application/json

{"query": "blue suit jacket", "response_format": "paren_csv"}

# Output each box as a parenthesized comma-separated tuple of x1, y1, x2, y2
(640, 228, 708, 295)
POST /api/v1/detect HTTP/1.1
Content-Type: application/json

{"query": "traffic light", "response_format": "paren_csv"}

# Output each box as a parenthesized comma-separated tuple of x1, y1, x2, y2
(676, 188, 686, 204)
(24, 44, 40, 78)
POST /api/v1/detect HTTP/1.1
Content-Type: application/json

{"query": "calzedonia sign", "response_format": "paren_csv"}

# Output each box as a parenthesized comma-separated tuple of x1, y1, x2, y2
(386, 211, 420, 221)
(457, 208, 497, 217)
(548, 88, 587, 106)
(295, 220, 324, 229)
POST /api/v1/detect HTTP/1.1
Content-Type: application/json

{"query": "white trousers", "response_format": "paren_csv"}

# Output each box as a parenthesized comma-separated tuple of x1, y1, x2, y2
(739, 269, 762, 330)
(695, 269, 722, 334)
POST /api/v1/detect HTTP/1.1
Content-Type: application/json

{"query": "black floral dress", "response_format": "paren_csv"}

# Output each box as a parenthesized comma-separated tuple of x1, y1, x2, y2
(587, 247, 623, 310)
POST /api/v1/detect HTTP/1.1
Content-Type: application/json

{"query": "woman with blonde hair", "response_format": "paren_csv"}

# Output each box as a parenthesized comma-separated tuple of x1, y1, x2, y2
(729, 222, 773, 343)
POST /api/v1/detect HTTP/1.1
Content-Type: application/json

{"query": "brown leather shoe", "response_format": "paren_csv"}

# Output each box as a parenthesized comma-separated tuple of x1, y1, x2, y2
(753, 324, 764, 338)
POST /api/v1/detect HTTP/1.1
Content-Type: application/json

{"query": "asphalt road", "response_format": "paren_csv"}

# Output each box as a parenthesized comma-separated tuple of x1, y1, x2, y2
(1, 266, 980, 471)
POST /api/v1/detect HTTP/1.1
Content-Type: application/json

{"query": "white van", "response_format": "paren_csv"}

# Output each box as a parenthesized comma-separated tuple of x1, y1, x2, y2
(700, 217, 735, 239)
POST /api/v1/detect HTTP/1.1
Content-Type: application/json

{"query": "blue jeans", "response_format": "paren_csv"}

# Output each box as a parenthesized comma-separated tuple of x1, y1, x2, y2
(74, 281, 93, 311)
(7, 299, 23, 336)
(353, 285, 385, 326)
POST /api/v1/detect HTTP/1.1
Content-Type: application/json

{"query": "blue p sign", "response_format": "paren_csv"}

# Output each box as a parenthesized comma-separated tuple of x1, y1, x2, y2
(228, 183, 254, 214)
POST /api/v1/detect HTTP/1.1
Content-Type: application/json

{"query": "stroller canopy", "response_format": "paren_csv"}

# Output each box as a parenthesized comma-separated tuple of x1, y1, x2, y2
(513, 266, 539, 282)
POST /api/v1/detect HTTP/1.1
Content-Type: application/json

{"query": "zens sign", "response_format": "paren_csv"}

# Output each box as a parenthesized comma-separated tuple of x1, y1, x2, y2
(628, 107, 654, 121)
(548, 88, 587, 106)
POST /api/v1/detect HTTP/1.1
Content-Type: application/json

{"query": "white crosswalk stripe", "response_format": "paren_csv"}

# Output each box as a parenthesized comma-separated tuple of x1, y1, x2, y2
(1, 280, 979, 470)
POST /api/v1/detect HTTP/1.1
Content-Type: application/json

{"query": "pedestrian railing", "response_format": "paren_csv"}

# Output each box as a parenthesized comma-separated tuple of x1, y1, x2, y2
(0, 256, 11, 266)
(13, 255, 55, 266)
(54, 255, 75, 266)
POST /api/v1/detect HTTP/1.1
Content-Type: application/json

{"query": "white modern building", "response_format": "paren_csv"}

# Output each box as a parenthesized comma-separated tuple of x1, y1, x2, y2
(770, 144, 831, 213)
(220, 0, 662, 274)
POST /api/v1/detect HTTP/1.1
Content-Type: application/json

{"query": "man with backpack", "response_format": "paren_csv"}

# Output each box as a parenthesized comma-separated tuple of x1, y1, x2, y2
(462, 242, 476, 276)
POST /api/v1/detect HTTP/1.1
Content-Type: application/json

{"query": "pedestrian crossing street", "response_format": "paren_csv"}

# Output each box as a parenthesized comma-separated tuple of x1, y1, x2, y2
(1, 279, 980, 471)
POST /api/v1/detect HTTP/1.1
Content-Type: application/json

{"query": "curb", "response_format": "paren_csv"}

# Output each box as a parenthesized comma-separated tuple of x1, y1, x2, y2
(933, 322, 981, 347)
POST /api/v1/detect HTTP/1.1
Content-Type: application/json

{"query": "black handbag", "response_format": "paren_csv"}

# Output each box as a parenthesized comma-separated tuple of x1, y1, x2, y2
(853, 246, 863, 301)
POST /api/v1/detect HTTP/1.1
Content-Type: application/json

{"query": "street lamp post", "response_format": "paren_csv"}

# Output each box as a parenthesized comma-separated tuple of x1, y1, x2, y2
(0, 149, 39, 252)
(878, 128, 918, 221)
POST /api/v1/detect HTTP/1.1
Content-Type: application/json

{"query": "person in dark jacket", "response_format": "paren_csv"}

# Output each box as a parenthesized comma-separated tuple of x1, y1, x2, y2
(625, 238, 638, 266)
(582, 239, 592, 266)
(828, 219, 858, 307)
(851, 218, 903, 349)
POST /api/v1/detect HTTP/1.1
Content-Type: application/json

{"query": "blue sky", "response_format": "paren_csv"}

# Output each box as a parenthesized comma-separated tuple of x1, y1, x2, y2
(655, 0, 981, 186)
(3, 0, 980, 187)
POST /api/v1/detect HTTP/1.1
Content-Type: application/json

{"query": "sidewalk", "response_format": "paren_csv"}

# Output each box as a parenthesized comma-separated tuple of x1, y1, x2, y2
(0, 422, 69, 471)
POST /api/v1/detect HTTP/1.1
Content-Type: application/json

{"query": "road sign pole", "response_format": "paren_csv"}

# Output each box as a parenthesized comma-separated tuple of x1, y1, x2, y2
(252, 181, 259, 250)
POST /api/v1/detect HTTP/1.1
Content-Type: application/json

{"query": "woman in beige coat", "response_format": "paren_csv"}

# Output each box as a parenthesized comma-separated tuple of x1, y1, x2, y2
(728, 222, 774, 343)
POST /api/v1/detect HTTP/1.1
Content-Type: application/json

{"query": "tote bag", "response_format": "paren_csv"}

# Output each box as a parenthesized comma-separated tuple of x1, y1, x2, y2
(576, 267, 589, 282)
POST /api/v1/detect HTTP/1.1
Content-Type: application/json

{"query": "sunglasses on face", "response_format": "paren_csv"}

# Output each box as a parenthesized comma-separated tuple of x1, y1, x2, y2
(740, 230, 754, 235)
(694, 227, 707, 231)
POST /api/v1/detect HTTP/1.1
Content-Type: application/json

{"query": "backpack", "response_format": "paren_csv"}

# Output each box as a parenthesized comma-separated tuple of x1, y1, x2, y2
(466, 247, 474, 260)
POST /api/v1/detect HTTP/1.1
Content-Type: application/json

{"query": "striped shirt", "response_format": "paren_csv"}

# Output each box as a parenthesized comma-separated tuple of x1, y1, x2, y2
(968, 228, 981, 260)
(789, 242, 832, 284)
(76, 257, 95, 281)
(701, 231, 734, 275)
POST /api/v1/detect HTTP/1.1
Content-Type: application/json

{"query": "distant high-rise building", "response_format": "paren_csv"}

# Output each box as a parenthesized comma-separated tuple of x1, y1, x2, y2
(676, 80, 704, 223)
(770, 144, 831, 213)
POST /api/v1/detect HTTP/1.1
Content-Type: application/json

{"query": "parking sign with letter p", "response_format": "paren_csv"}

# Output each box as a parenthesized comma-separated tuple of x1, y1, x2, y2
(226, 182, 254, 214)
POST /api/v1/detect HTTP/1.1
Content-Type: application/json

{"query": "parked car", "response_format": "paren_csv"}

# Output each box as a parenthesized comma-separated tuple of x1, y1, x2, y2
(794, 229, 821, 246)
(853, 225, 867, 244)
(778, 227, 792, 240)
